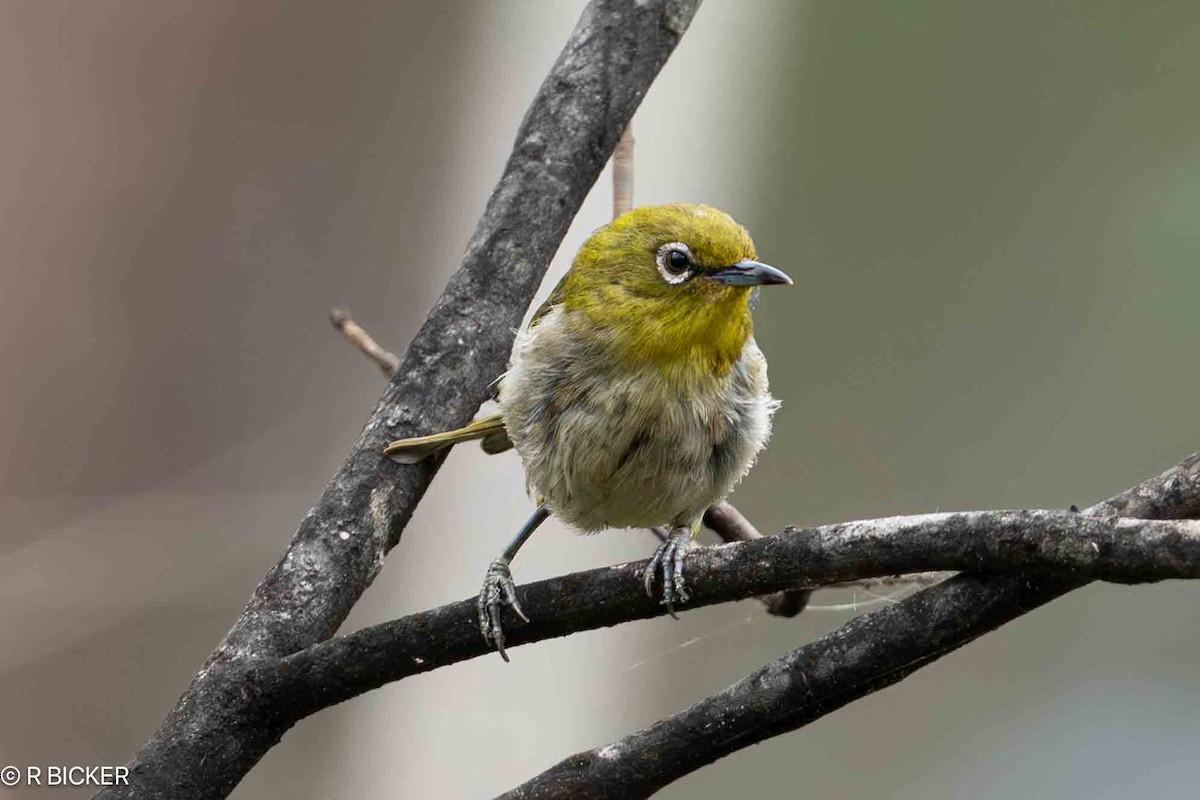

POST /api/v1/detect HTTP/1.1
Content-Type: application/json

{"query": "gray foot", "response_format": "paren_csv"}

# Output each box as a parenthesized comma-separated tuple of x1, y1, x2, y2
(644, 528, 692, 617)
(477, 557, 528, 662)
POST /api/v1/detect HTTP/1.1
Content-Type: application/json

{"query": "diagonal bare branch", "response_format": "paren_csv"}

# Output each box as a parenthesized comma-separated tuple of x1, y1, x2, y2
(499, 573, 1075, 800)
(97, 3, 703, 798)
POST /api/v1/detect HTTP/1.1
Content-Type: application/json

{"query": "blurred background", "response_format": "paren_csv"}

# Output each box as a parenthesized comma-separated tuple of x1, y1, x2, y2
(2, 1, 1200, 797)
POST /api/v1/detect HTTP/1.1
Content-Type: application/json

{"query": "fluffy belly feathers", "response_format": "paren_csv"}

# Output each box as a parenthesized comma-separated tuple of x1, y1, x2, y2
(499, 307, 777, 531)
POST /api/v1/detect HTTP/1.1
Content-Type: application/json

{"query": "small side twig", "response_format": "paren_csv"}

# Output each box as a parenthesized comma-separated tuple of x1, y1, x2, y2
(612, 125, 634, 219)
(702, 502, 811, 616)
(330, 308, 400, 377)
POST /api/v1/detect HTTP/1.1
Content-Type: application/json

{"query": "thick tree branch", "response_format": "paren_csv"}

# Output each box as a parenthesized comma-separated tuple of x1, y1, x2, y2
(99, 3, 702, 798)
(266, 496, 1200, 718)
(501, 452, 1200, 798)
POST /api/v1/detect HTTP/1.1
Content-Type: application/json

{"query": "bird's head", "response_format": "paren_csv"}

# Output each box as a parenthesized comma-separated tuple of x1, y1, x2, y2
(558, 204, 791, 377)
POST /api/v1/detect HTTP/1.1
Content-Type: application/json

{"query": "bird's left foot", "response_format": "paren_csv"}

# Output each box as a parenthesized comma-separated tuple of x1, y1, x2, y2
(644, 528, 692, 616)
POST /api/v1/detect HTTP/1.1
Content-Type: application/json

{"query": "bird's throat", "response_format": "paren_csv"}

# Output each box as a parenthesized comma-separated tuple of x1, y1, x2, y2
(577, 290, 754, 380)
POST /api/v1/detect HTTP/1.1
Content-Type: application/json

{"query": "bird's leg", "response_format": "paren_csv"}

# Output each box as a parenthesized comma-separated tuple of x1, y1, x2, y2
(644, 521, 696, 617)
(478, 506, 550, 662)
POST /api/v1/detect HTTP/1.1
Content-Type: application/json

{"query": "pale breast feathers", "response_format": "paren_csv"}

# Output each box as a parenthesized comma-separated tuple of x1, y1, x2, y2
(499, 306, 778, 531)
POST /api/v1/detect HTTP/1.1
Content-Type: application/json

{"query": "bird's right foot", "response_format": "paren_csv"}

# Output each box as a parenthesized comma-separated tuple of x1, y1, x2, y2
(477, 557, 528, 662)
(644, 527, 693, 617)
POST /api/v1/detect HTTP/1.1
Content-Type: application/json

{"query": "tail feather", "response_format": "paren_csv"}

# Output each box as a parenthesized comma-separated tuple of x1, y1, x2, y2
(384, 413, 511, 463)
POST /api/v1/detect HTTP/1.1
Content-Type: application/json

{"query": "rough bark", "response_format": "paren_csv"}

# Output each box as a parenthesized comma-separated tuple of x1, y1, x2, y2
(262, 501, 1200, 718)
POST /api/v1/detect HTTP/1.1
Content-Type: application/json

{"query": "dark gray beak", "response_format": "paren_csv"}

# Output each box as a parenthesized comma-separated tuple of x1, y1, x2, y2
(710, 260, 793, 287)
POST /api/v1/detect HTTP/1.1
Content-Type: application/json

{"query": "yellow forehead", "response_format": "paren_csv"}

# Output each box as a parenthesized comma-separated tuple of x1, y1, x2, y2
(600, 203, 756, 267)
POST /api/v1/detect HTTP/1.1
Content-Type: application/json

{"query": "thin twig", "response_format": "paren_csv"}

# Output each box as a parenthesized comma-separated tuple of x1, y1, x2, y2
(612, 124, 634, 218)
(703, 501, 811, 616)
(329, 308, 399, 377)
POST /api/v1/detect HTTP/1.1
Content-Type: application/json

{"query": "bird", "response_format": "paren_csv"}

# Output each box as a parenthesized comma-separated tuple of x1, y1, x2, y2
(384, 203, 791, 659)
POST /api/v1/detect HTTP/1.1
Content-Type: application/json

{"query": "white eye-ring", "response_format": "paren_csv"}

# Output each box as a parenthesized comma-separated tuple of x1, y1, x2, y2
(655, 242, 693, 285)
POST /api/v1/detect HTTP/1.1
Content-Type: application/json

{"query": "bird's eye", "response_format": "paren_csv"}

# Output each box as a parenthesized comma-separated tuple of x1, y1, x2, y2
(655, 242, 693, 285)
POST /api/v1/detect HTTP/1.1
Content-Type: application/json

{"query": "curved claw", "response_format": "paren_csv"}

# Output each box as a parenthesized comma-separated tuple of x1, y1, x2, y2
(477, 558, 527, 662)
(644, 529, 693, 617)
(644, 544, 665, 597)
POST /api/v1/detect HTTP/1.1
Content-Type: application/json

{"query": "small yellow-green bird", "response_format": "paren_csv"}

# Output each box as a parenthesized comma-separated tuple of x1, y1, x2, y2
(385, 203, 790, 659)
